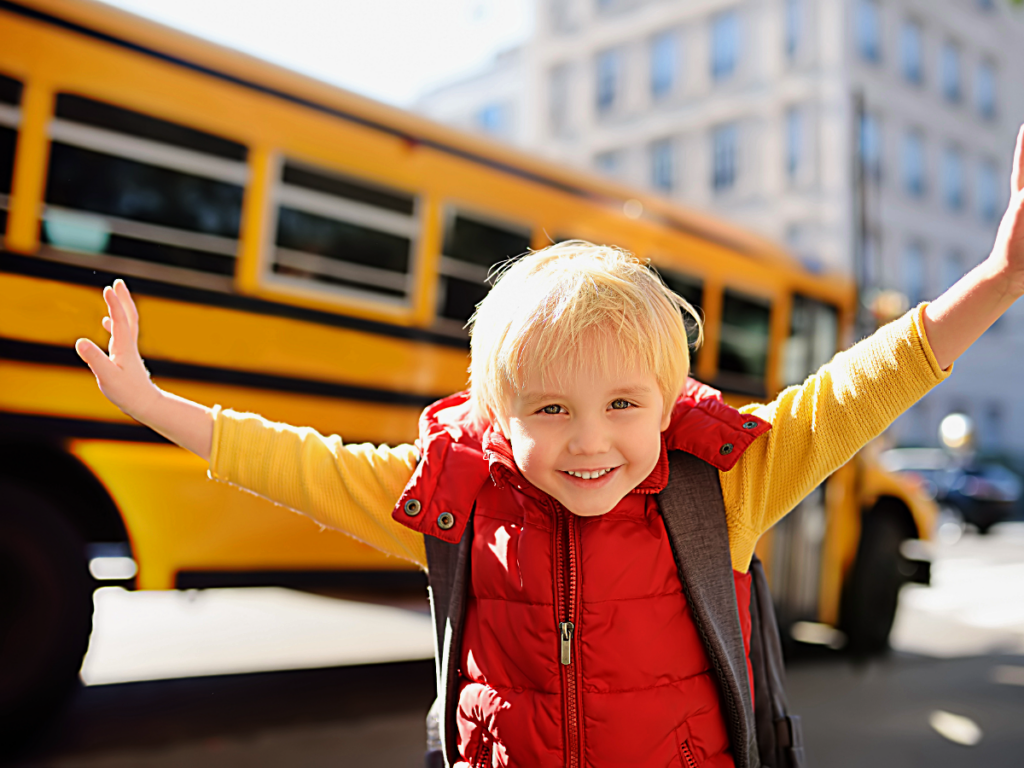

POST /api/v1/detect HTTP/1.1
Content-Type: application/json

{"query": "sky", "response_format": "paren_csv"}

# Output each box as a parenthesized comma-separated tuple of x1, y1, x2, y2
(98, 0, 533, 107)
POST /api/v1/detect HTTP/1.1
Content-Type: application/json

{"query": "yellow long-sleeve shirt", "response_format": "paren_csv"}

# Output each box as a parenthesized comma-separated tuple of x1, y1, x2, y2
(208, 304, 951, 572)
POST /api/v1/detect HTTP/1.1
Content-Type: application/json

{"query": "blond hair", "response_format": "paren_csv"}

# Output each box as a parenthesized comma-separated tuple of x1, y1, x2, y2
(468, 240, 703, 424)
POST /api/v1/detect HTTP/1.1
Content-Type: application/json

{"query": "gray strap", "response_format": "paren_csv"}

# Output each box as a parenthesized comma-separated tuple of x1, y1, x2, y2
(424, 510, 474, 768)
(658, 451, 760, 768)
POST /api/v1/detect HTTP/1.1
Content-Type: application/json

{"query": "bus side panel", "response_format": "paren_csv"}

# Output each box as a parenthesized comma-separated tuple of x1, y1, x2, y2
(69, 440, 419, 591)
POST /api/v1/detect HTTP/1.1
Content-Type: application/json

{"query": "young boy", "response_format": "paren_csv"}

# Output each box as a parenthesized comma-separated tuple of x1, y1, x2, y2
(76, 128, 1024, 768)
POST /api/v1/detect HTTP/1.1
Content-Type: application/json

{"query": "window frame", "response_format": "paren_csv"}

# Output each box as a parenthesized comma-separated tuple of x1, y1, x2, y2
(433, 204, 533, 335)
(261, 154, 424, 311)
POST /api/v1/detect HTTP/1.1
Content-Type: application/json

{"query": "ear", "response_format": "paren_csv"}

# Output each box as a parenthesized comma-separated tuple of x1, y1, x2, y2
(660, 390, 679, 431)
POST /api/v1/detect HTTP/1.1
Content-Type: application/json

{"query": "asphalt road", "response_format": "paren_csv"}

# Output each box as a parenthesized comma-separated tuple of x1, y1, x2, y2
(8, 524, 1024, 767)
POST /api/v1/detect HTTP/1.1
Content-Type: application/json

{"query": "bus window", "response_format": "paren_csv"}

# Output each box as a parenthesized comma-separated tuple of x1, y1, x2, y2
(437, 211, 531, 327)
(784, 294, 839, 386)
(43, 94, 246, 287)
(718, 289, 771, 395)
(271, 161, 418, 303)
(657, 267, 704, 362)
(0, 73, 22, 234)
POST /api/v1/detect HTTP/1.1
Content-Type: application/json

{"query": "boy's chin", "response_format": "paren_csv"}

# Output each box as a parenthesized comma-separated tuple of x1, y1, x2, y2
(557, 493, 626, 518)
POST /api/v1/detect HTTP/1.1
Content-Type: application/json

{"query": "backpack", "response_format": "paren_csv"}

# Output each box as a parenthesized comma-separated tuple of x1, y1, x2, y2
(423, 450, 805, 768)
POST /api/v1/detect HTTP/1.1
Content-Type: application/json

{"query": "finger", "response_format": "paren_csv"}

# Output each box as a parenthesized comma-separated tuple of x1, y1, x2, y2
(1013, 124, 1024, 195)
(75, 337, 119, 380)
(103, 285, 133, 358)
(112, 279, 139, 337)
(102, 316, 112, 333)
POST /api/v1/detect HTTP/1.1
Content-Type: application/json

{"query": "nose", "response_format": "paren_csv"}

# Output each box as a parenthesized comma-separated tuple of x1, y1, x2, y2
(567, 413, 611, 456)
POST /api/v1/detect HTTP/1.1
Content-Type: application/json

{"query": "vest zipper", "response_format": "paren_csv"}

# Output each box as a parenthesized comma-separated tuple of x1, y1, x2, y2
(679, 739, 698, 768)
(554, 502, 582, 768)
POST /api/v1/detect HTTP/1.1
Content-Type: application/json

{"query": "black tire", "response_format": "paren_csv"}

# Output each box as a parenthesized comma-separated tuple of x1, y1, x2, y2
(0, 481, 94, 751)
(840, 503, 908, 657)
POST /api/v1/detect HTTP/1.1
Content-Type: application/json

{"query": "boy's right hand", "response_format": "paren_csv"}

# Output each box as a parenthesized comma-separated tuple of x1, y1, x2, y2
(75, 279, 160, 419)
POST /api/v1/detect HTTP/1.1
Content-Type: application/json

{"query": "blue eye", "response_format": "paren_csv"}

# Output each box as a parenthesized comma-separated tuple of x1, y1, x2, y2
(611, 399, 633, 410)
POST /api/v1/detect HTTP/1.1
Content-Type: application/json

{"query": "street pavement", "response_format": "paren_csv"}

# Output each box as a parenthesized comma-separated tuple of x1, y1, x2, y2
(8, 524, 1024, 767)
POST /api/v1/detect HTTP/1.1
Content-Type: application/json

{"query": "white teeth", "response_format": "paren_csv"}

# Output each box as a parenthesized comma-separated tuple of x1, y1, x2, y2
(566, 468, 611, 480)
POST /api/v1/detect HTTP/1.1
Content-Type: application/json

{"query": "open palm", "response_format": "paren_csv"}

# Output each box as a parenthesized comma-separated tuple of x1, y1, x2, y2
(75, 279, 157, 417)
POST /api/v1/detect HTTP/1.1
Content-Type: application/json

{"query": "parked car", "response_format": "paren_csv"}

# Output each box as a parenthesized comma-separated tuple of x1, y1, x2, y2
(879, 447, 1022, 535)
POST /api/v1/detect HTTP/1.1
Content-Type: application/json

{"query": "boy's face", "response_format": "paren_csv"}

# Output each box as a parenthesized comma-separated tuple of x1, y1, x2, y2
(504, 338, 672, 517)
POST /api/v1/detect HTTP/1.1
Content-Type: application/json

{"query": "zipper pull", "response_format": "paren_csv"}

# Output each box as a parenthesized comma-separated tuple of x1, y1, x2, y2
(559, 621, 574, 666)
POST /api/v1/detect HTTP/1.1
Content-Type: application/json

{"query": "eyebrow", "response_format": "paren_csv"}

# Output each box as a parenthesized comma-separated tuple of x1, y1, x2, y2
(519, 384, 655, 406)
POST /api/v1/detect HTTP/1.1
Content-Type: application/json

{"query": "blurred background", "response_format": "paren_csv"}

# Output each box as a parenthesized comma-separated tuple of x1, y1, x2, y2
(2, 0, 1024, 765)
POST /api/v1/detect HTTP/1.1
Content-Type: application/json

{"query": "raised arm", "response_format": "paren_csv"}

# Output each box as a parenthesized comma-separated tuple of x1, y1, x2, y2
(723, 125, 1024, 570)
(75, 279, 214, 460)
(923, 123, 1024, 369)
(75, 280, 427, 566)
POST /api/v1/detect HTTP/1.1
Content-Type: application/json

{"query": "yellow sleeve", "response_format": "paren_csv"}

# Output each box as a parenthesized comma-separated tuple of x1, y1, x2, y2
(722, 303, 952, 571)
(207, 407, 427, 569)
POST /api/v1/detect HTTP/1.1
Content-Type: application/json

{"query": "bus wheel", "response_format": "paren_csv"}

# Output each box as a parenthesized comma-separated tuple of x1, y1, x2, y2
(840, 502, 908, 657)
(0, 481, 94, 750)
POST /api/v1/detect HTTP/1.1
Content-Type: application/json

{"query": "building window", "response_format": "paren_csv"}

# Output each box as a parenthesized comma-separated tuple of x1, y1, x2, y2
(977, 159, 999, 223)
(902, 241, 927, 305)
(596, 48, 623, 114)
(711, 10, 740, 81)
(650, 31, 679, 100)
(859, 111, 882, 183)
(903, 129, 926, 198)
(941, 41, 962, 103)
(785, 0, 801, 59)
(551, 0, 574, 33)
(976, 61, 996, 119)
(594, 148, 623, 177)
(857, 0, 881, 63)
(650, 138, 674, 193)
(476, 103, 508, 137)
(942, 146, 965, 211)
(785, 106, 802, 180)
(712, 122, 738, 192)
(549, 63, 572, 136)
(901, 19, 923, 85)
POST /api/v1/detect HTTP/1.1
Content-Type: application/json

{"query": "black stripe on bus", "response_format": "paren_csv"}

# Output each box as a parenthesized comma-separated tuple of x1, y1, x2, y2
(0, 0, 753, 256)
(0, 409, 168, 443)
(0, 336, 445, 407)
(0, 251, 471, 350)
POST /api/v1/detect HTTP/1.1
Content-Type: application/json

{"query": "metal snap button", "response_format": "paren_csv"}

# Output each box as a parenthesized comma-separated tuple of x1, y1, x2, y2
(404, 499, 422, 516)
(742, 420, 758, 430)
(437, 512, 455, 530)
(719, 443, 734, 455)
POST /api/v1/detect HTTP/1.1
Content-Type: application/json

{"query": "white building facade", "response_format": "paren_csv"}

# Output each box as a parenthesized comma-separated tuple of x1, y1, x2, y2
(417, 0, 1024, 458)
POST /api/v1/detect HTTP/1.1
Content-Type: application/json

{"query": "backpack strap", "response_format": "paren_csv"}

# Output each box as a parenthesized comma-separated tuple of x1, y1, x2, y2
(748, 554, 806, 768)
(658, 450, 761, 768)
(423, 507, 475, 768)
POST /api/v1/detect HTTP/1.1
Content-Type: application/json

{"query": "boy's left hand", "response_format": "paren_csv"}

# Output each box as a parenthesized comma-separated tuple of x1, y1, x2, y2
(989, 124, 1024, 299)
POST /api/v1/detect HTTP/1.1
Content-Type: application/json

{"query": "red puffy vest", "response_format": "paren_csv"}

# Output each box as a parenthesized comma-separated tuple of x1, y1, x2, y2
(394, 382, 770, 767)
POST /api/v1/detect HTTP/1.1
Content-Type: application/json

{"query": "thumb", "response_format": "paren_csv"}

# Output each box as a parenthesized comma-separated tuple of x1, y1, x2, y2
(76, 338, 119, 381)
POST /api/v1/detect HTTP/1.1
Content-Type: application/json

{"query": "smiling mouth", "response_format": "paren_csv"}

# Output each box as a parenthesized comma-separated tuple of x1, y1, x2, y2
(562, 467, 617, 480)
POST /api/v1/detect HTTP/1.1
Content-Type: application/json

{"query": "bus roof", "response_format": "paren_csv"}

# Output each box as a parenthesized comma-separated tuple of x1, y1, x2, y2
(9, 0, 846, 283)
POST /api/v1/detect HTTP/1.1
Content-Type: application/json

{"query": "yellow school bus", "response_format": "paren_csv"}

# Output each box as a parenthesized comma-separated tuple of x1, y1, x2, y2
(0, 0, 935, 734)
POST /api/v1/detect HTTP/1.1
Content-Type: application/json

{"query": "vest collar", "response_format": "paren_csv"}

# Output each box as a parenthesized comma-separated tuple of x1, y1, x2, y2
(391, 380, 770, 543)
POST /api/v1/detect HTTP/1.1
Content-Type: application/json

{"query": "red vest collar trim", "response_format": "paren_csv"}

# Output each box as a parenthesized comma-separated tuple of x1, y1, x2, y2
(390, 381, 771, 542)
